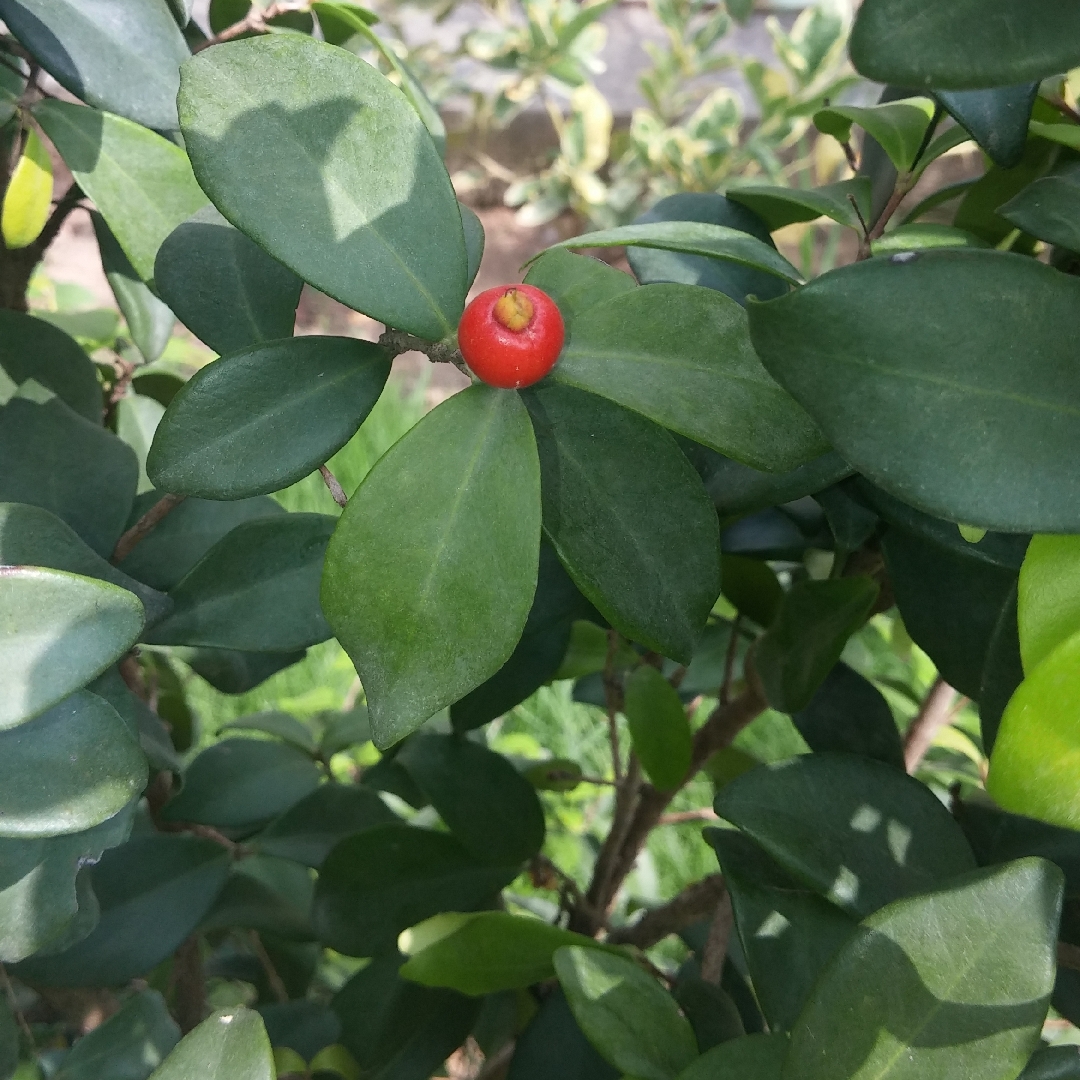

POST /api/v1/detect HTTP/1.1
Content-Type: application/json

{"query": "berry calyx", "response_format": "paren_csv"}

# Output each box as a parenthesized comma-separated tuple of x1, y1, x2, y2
(457, 283, 565, 389)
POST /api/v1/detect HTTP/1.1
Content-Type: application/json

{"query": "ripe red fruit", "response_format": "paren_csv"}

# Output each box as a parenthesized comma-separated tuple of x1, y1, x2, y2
(457, 284, 565, 390)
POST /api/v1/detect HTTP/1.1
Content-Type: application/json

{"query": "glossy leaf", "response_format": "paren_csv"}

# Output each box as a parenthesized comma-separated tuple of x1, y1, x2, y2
(727, 179, 871, 232)
(0, 567, 144, 729)
(35, 100, 209, 285)
(850, 0, 1080, 90)
(713, 753, 977, 917)
(154, 205, 303, 355)
(936, 84, 1038, 169)
(814, 97, 935, 173)
(147, 1009, 273, 1080)
(1018, 535, 1080, 674)
(623, 665, 692, 791)
(460, 203, 484, 289)
(524, 383, 720, 664)
(624, 192, 788, 305)
(322, 386, 540, 748)
(555, 284, 827, 472)
(523, 249, 635, 331)
(554, 945, 698, 1080)
(786, 859, 1062, 1080)
(507, 988, 619, 1080)
(312, 825, 517, 956)
(178, 35, 467, 341)
(1000, 166, 1080, 255)
(145, 513, 335, 652)
(676, 1033, 786, 1080)
(1, 128, 52, 250)
(749, 250, 1080, 532)
(148, 337, 390, 499)
(754, 578, 879, 714)
(398, 734, 545, 865)
(870, 223, 989, 254)
(161, 739, 322, 829)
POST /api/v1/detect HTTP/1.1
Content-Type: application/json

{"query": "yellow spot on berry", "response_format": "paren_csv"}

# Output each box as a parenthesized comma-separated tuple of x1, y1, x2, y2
(492, 288, 534, 331)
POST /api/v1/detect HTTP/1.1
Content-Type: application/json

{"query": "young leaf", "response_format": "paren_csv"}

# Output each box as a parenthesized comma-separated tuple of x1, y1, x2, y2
(178, 35, 467, 341)
(147, 337, 391, 499)
(523, 249, 635, 330)
(813, 97, 936, 173)
(1018, 535, 1080, 674)
(786, 859, 1062, 1080)
(935, 84, 1038, 169)
(728, 179, 872, 233)
(146, 1009, 273, 1080)
(322, 386, 541, 748)
(675, 1032, 787, 1080)
(553, 946, 698, 1080)
(555, 284, 828, 472)
(623, 665, 692, 791)
(1, 128, 52, 250)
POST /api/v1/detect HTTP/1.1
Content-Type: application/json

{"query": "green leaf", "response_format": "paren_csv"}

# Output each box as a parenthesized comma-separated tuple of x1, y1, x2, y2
(1000, 165, 1080, 254)
(175, 646, 305, 695)
(0, 567, 145, 729)
(708, 830, 855, 1034)
(0, 57, 25, 129)
(1029, 120, 1080, 152)
(161, 738, 322, 829)
(35, 308, 120, 353)
(312, 824, 517, 956)
(785, 859, 1062, 1080)
(35, 100, 209, 286)
(550, 222, 802, 285)
(14, 834, 229, 986)
(91, 213, 174, 362)
(0, 0, 189, 131)
(220, 711, 317, 754)
(553, 945, 698, 1080)
(1, 129, 52, 250)
(623, 665, 692, 791)
(460, 203, 484, 289)
(147, 1009, 273, 1080)
(506, 988, 619, 1080)
(397, 733, 545, 865)
(258, 1001, 341, 1063)
(870, 223, 989, 254)
(88, 668, 182, 773)
(980, 583, 1024, 754)
(256, 783, 398, 867)
(115, 395, 166, 496)
(147, 337, 390, 499)
(1019, 1046, 1080, 1080)
(523, 249, 635, 330)
(1019, 535, 1080, 674)
(754, 577, 878, 713)
(674, 976, 744, 1054)
(555, 284, 827, 472)
(792, 663, 905, 769)
(0, 998, 15, 1079)
(322, 385, 540, 749)
(54, 990, 179, 1080)
(728, 179, 872, 232)
(749, 250, 1080, 532)
(144, 513, 335, 652)
(625, 193, 789, 305)
(0, 501, 171, 628)
(178, 35, 467, 341)
(850, 0, 1080, 90)
(720, 554, 783, 627)
(0, 689, 146, 837)
(154, 205, 304, 355)
(713, 753, 977, 918)
(814, 97, 936, 173)
(0, 311, 101, 423)
(400, 911, 603, 995)
(524, 383, 720, 664)
(675, 1033, 787, 1080)
(199, 865, 314, 941)
(935, 84, 1039, 169)
(117, 492, 284, 592)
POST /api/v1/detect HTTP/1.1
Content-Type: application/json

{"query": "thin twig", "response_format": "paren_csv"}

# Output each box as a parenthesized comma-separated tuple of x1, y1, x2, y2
(847, 192, 871, 244)
(668, 664, 688, 690)
(475, 1041, 516, 1080)
(699, 889, 734, 985)
(658, 808, 718, 826)
(840, 139, 858, 174)
(319, 464, 348, 508)
(191, 0, 312, 52)
(903, 676, 961, 773)
(378, 327, 470, 375)
(606, 874, 726, 949)
(250, 931, 289, 1004)
(603, 629, 624, 782)
(719, 615, 742, 705)
(342, 675, 363, 711)
(172, 936, 206, 1034)
(111, 493, 186, 564)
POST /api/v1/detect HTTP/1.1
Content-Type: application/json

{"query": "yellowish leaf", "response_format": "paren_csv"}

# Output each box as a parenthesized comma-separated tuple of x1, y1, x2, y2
(2, 128, 52, 250)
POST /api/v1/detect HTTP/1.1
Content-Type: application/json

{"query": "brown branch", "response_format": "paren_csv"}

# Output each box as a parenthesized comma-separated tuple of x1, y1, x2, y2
(378, 327, 470, 375)
(319, 464, 348, 508)
(1059, 941, 1080, 972)
(699, 889, 734, 984)
(191, 1, 312, 52)
(658, 808, 718, 826)
(250, 931, 289, 1003)
(720, 615, 742, 704)
(603, 629, 624, 782)
(606, 874, 726, 949)
(904, 676, 958, 773)
(172, 936, 206, 1034)
(840, 139, 859, 174)
(111, 493, 186, 564)
(475, 1041, 515, 1080)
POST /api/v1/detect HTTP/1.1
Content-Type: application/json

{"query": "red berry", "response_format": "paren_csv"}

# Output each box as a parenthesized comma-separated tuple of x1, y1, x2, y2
(457, 284, 565, 389)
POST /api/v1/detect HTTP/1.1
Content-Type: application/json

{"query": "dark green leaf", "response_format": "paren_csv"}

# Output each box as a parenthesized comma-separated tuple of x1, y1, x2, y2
(322, 386, 540, 748)
(675, 1033, 787, 1080)
(523, 249, 635, 330)
(786, 859, 1062, 1080)
(673, 976, 744, 1053)
(256, 783, 398, 867)
(143, 1009, 273, 1080)
(199, 866, 314, 941)
(623, 665, 692, 791)
(1020, 1046, 1080, 1080)
(720, 555, 782, 627)
(461, 203, 484, 289)
(813, 97, 935, 173)
(553, 946, 697, 1080)
(507, 988, 619, 1080)
(0, 998, 15, 1079)
(0, 0, 189, 130)
(0, 396, 138, 557)
(258, 1001, 340, 1061)
(147, 337, 390, 498)
(35, 100, 209, 286)
(145, 513, 335, 652)
(754, 577, 878, 713)
(131, 369, 184, 408)
(625, 193, 788, 305)
(176, 646, 306, 694)
(980, 582, 1022, 753)
(88, 668, 182, 773)
(556, 284, 826, 472)
(155, 205, 304, 355)
(162, 738, 322, 829)
(728, 179, 872, 232)
(0, 311, 101, 423)
(178, 35, 467, 341)
(54, 990, 179, 1080)
(524, 383, 720, 664)
(13, 834, 229, 986)
(850, 0, 1080, 90)
(814, 483, 879, 552)
(318, 706, 372, 757)
(1000, 165, 1080, 254)
(359, 756, 428, 810)
(209, 0, 313, 33)
(714, 753, 977, 918)
(749, 250, 1080, 531)
(220, 711, 317, 755)
(312, 825, 517, 956)
(0, 689, 146, 838)
(397, 733, 545, 865)
(91, 213, 174, 363)
(935, 84, 1038, 169)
